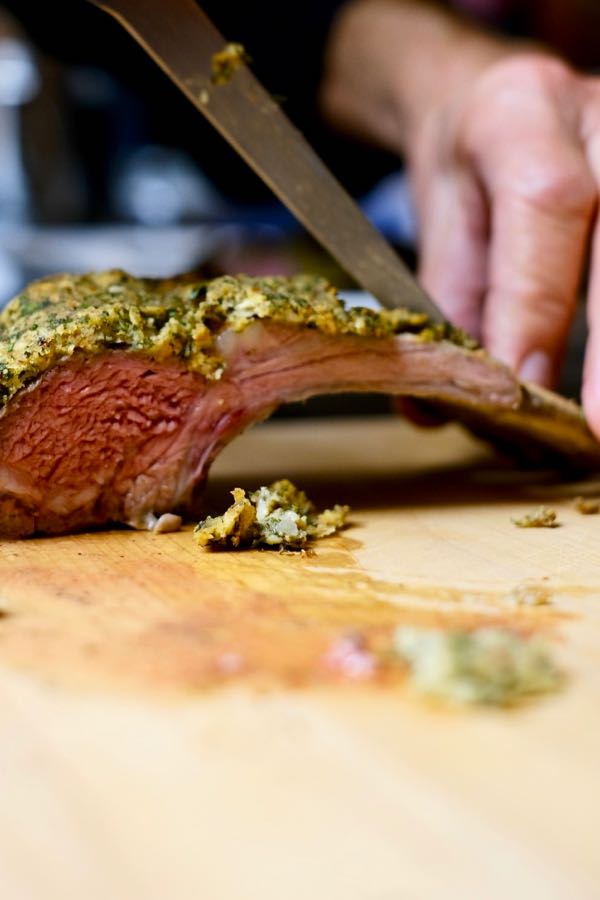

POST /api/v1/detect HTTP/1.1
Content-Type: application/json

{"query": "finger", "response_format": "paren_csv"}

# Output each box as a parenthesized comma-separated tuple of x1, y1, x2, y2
(579, 106, 600, 437)
(416, 166, 489, 339)
(481, 140, 596, 386)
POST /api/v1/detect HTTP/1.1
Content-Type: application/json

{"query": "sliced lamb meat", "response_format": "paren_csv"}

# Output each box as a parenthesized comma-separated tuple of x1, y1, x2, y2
(0, 270, 597, 537)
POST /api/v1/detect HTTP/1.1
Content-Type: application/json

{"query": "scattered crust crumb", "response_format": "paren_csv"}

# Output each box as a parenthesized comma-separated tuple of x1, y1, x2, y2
(194, 479, 349, 550)
(211, 43, 249, 85)
(278, 546, 316, 558)
(506, 580, 552, 607)
(394, 625, 563, 707)
(512, 506, 559, 528)
(574, 496, 600, 515)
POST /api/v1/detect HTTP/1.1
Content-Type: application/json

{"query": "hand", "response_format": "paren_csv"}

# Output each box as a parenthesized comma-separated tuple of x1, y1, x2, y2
(321, 2, 600, 436)
(411, 53, 600, 433)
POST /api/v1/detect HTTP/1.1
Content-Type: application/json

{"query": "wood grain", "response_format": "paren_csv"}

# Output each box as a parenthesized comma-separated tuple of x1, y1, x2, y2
(1, 417, 600, 899)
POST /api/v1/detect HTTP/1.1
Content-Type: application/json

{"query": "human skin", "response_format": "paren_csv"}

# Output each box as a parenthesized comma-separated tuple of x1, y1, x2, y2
(320, 0, 600, 437)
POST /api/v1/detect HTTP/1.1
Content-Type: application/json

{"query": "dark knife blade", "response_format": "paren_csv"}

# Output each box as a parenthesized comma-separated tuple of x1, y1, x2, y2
(89, 0, 444, 320)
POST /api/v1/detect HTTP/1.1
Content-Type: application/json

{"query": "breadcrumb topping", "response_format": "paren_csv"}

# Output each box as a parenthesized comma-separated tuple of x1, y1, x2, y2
(0, 270, 476, 408)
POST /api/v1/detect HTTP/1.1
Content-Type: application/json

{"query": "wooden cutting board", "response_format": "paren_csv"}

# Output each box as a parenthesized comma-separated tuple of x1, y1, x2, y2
(1, 416, 600, 900)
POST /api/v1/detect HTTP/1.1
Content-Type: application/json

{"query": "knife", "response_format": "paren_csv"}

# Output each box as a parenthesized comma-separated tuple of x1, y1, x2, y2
(88, 0, 444, 321)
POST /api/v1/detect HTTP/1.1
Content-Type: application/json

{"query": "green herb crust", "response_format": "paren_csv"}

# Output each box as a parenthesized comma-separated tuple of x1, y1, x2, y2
(194, 479, 349, 549)
(0, 269, 475, 408)
(395, 626, 563, 707)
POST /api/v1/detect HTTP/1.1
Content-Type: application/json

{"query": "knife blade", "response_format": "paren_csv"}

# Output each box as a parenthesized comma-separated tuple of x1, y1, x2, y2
(89, 0, 444, 320)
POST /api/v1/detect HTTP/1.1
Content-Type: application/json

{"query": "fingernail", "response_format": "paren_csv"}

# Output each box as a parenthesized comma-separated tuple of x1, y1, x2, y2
(518, 351, 553, 386)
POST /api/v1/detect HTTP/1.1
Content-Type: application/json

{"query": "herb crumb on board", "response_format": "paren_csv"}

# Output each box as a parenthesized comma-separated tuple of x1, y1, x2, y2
(394, 626, 563, 707)
(194, 479, 349, 550)
(506, 580, 552, 607)
(512, 506, 560, 529)
(574, 496, 600, 515)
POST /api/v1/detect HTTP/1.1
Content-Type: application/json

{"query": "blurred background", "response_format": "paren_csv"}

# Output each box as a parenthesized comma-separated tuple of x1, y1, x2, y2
(0, 0, 597, 402)
(0, 0, 417, 299)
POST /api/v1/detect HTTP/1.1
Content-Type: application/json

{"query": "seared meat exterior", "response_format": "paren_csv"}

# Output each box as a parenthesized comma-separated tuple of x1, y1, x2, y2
(0, 270, 596, 537)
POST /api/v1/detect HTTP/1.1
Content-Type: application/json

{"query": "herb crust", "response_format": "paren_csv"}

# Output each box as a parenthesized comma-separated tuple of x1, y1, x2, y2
(0, 269, 475, 407)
